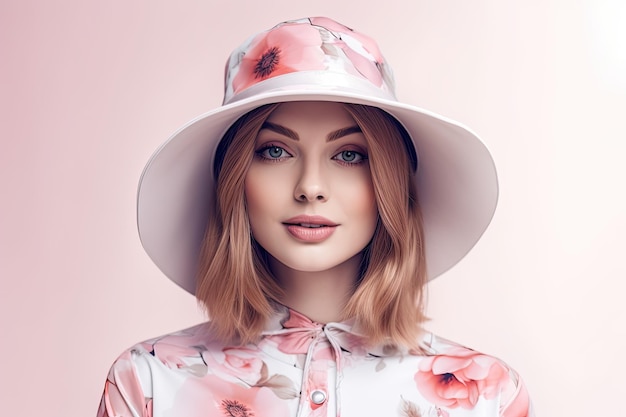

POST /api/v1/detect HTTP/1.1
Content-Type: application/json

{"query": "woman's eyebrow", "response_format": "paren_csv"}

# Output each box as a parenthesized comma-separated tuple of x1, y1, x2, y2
(327, 125, 362, 142)
(259, 122, 362, 142)
(260, 122, 299, 140)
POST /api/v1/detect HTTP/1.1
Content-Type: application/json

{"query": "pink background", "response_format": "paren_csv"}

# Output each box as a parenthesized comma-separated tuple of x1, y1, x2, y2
(2, 1, 625, 416)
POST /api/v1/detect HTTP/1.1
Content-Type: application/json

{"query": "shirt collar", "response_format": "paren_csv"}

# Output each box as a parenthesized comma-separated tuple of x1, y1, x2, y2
(260, 305, 419, 358)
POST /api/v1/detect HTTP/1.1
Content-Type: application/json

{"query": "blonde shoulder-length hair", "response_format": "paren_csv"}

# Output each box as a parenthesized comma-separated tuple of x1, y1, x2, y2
(196, 102, 427, 348)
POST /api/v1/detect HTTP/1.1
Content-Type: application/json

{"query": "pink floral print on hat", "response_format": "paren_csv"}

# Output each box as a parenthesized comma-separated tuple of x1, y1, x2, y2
(224, 17, 396, 103)
(231, 23, 326, 94)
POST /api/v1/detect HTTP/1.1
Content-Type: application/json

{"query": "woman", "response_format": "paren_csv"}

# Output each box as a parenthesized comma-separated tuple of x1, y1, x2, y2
(98, 17, 533, 417)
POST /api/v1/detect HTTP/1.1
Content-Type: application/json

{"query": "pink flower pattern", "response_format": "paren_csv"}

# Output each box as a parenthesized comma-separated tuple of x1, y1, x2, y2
(173, 375, 291, 417)
(231, 23, 326, 94)
(98, 308, 533, 417)
(224, 17, 395, 102)
(414, 346, 513, 411)
(222, 347, 266, 385)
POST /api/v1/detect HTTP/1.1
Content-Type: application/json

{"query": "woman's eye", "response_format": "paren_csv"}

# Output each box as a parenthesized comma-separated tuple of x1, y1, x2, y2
(257, 145, 290, 160)
(334, 150, 366, 164)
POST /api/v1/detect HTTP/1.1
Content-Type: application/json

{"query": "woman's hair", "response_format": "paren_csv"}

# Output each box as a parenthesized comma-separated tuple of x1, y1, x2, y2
(196, 102, 427, 348)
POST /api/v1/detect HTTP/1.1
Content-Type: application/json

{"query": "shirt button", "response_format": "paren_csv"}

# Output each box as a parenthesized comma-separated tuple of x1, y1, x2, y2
(310, 389, 327, 405)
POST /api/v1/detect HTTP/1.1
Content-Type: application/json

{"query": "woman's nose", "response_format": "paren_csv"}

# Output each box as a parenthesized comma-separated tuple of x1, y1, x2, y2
(293, 159, 328, 202)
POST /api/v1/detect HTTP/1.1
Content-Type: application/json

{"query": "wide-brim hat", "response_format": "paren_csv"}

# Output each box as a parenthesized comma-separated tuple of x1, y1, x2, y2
(138, 17, 498, 294)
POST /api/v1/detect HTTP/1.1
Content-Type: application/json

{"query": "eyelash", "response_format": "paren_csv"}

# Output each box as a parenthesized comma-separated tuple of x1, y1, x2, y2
(332, 150, 368, 166)
(255, 145, 292, 162)
(254, 144, 368, 166)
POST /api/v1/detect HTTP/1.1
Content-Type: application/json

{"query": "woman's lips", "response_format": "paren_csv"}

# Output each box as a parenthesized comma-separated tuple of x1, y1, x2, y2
(283, 215, 338, 243)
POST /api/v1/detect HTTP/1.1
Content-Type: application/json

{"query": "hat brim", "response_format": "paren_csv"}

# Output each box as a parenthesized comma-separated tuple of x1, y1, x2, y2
(137, 89, 498, 294)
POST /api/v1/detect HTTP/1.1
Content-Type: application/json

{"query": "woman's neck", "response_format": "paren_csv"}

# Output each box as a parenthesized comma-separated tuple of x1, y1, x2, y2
(269, 254, 362, 324)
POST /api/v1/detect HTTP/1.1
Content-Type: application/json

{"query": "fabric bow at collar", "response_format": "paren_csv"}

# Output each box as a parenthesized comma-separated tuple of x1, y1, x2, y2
(260, 307, 410, 360)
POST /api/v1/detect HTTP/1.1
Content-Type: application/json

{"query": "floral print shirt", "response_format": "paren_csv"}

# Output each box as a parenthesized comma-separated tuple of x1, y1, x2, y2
(98, 307, 533, 417)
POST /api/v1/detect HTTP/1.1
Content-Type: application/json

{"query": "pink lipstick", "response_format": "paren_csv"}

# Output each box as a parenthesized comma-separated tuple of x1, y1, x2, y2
(283, 215, 338, 243)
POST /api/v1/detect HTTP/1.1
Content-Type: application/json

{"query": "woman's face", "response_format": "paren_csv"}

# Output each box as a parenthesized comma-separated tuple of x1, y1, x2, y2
(244, 101, 378, 274)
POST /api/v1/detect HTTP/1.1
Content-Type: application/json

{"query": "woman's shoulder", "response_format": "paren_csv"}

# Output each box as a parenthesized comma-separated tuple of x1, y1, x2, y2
(408, 332, 533, 416)
(108, 321, 221, 371)
(99, 323, 240, 417)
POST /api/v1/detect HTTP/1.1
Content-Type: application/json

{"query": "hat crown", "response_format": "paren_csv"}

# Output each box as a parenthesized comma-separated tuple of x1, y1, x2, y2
(223, 17, 397, 104)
